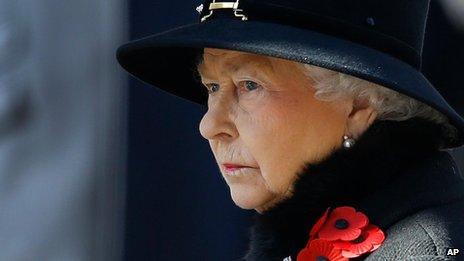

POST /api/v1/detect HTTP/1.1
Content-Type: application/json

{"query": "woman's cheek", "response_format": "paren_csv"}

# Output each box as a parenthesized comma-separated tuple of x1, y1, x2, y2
(248, 112, 290, 163)
(237, 86, 278, 112)
(238, 89, 304, 183)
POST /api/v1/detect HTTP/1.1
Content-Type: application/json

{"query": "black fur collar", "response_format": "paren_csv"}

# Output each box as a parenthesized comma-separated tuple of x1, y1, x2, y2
(243, 118, 446, 261)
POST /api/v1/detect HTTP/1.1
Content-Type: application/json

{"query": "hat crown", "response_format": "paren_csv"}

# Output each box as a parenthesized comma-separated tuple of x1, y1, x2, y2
(198, 0, 431, 70)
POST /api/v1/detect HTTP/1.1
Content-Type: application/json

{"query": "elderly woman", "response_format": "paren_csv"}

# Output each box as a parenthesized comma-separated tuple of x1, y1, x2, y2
(117, 0, 464, 260)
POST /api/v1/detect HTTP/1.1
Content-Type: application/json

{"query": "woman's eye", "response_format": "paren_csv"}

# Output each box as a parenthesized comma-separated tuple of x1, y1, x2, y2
(241, 80, 261, 91)
(205, 83, 220, 94)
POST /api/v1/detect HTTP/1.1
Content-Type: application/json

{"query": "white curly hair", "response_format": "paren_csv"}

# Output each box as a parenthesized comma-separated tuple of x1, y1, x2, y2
(298, 63, 459, 147)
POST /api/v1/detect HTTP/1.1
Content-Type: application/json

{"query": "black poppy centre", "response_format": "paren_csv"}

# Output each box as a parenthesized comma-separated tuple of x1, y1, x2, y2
(316, 256, 329, 261)
(334, 218, 349, 229)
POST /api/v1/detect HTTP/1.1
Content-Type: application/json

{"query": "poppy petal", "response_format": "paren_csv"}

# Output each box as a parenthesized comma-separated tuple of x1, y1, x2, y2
(371, 243, 382, 252)
(341, 249, 361, 258)
(302, 206, 386, 260)
(317, 206, 369, 241)
(298, 240, 348, 261)
(309, 207, 330, 240)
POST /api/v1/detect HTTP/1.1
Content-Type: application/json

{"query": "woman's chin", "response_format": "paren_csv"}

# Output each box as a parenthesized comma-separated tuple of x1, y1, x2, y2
(228, 184, 275, 210)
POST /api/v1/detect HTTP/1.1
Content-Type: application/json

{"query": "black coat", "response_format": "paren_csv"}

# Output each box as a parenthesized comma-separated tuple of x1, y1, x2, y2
(243, 118, 464, 261)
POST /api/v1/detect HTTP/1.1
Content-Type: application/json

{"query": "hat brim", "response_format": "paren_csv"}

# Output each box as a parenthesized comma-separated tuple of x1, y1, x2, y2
(116, 18, 464, 147)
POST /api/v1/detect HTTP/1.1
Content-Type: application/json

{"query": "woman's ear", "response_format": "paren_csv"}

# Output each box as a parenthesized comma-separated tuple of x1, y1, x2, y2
(345, 99, 378, 139)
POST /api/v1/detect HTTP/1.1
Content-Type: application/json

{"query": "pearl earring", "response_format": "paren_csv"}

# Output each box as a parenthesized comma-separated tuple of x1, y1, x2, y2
(343, 135, 356, 149)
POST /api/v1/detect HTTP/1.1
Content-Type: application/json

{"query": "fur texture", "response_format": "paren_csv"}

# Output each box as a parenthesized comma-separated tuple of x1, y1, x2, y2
(242, 118, 446, 261)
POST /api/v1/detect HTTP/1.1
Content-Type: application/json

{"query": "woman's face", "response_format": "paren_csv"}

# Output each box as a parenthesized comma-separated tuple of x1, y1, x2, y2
(197, 48, 362, 213)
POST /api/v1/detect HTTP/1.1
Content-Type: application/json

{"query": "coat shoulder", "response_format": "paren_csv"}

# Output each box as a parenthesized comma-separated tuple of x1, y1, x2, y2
(365, 199, 464, 260)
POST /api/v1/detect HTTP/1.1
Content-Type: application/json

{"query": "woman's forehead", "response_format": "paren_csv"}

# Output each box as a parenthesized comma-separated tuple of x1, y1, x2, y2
(198, 48, 283, 76)
(202, 48, 267, 66)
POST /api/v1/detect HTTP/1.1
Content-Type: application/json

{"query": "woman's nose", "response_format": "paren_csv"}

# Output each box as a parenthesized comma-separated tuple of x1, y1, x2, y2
(199, 98, 238, 141)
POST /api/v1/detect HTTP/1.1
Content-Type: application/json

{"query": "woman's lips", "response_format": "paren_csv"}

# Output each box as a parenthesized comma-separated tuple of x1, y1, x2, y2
(223, 163, 248, 171)
(222, 163, 257, 173)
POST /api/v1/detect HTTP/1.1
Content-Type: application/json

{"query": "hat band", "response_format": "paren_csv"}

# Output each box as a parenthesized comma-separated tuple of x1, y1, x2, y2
(201, 0, 248, 22)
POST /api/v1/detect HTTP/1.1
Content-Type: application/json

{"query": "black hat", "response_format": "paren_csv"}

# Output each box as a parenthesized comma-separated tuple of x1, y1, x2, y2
(116, 0, 464, 148)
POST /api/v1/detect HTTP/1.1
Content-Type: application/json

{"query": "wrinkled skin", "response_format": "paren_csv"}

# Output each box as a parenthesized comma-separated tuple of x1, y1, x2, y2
(197, 48, 377, 213)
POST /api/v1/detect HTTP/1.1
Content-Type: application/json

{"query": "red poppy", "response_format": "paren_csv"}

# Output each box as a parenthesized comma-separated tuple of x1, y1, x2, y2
(317, 206, 369, 241)
(308, 208, 331, 243)
(332, 224, 386, 258)
(297, 239, 348, 261)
